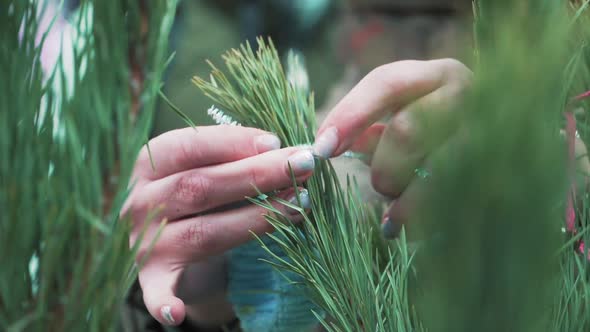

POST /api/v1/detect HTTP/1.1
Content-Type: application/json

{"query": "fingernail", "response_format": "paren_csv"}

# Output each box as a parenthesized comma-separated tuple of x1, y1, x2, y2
(287, 150, 315, 174)
(285, 189, 311, 218)
(255, 134, 281, 153)
(381, 216, 400, 239)
(313, 126, 339, 159)
(161, 305, 175, 325)
(288, 189, 311, 210)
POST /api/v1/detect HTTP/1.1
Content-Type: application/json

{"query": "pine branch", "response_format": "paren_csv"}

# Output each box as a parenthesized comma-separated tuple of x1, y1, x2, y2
(193, 37, 417, 332)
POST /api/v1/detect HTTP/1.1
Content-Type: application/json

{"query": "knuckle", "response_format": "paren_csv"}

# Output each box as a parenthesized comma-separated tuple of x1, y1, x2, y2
(176, 139, 199, 167)
(441, 58, 473, 86)
(177, 221, 217, 254)
(389, 112, 418, 153)
(174, 173, 213, 210)
(369, 63, 391, 78)
(440, 58, 463, 69)
(441, 58, 467, 72)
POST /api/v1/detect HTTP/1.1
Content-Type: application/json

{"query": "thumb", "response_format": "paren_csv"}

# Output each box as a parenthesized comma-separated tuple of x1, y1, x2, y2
(138, 263, 186, 326)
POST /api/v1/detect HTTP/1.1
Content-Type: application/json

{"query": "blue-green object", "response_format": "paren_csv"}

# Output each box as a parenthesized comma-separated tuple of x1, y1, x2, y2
(228, 236, 321, 332)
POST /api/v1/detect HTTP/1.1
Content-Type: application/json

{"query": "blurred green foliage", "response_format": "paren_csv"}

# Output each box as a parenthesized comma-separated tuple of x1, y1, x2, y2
(0, 1, 176, 331)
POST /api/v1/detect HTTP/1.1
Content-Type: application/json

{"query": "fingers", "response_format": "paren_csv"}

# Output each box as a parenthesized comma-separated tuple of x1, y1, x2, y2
(135, 187, 309, 325)
(132, 147, 314, 222)
(139, 263, 185, 326)
(314, 59, 472, 158)
(153, 188, 311, 262)
(372, 111, 424, 197)
(380, 134, 460, 238)
(134, 125, 281, 180)
(369, 84, 462, 197)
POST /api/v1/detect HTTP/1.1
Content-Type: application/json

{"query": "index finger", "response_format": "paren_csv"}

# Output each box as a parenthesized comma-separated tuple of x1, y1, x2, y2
(313, 59, 470, 158)
(134, 125, 281, 180)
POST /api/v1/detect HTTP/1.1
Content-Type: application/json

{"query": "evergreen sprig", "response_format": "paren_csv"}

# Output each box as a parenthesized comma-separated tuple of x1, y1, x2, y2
(193, 37, 418, 332)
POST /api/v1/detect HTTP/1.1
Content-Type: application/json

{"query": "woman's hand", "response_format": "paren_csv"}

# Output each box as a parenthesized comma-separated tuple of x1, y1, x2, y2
(313, 59, 473, 237)
(123, 125, 315, 326)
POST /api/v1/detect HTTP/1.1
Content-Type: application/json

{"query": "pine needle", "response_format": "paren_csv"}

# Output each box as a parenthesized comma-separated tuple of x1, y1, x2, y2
(158, 89, 197, 129)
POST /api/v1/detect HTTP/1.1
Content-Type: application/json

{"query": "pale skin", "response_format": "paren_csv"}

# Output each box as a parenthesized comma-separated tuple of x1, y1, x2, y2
(313, 58, 474, 235)
(122, 126, 316, 326)
(124, 59, 589, 327)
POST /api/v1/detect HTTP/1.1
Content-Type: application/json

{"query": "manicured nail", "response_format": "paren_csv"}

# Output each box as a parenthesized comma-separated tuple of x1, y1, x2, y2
(313, 126, 339, 159)
(288, 189, 311, 210)
(285, 189, 311, 218)
(381, 216, 400, 239)
(161, 305, 175, 325)
(255, 134, 281, 153)
(287, 150, 315, 174)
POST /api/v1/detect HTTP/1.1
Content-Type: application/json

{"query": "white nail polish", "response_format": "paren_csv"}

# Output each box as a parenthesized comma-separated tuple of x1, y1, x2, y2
(313, 127, 338, 159)
(288, 189, 311, 210)
(161, 305, 175, 325)
(287, 150, 315, 174)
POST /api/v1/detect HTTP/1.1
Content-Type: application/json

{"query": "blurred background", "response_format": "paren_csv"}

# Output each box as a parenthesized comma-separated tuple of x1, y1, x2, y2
(155, 0, 472, 135)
